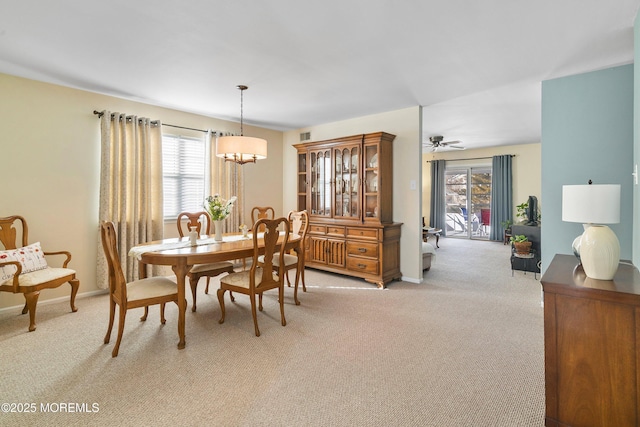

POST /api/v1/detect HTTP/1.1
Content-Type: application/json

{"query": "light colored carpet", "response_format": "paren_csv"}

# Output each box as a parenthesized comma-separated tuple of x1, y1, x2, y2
(0, 237, 544, 426)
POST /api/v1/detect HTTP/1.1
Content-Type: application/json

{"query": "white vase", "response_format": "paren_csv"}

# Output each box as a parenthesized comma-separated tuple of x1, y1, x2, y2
(213, 220, 224, 242)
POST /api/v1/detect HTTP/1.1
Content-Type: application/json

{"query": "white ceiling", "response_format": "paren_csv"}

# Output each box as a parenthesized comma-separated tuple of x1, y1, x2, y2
(1, 0, 638, 150)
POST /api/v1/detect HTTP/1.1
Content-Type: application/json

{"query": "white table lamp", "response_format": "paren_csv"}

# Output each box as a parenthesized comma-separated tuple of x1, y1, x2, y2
(562, 183, 621, 280)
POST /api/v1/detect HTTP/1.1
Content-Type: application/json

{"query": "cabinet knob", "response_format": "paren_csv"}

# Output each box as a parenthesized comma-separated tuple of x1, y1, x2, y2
(358, 248, 366, 253)
(357, 263, 366, 269)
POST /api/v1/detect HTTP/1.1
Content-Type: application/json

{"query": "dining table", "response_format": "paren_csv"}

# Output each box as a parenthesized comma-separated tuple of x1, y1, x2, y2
(128, 231, 302, 349)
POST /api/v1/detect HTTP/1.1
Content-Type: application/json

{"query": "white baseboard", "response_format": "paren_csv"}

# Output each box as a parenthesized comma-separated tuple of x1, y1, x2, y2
(0, 289, 108, 314)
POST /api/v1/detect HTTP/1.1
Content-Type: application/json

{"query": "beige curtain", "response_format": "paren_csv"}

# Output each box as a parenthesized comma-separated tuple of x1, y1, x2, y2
(97, 111, 164, 289)
(209, 131, 244, 234)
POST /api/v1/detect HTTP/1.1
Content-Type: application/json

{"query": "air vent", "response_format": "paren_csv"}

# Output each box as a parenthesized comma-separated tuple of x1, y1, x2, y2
(300, 132, 311, 142)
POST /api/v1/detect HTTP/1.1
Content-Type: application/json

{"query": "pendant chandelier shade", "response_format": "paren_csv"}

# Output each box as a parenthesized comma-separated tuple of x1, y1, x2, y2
(216, 85, 267, 165)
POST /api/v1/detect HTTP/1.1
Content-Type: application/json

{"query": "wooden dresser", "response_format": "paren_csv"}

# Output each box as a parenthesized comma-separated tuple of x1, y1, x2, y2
(294, 132, 402, 288)
(541, 254, 640, 427)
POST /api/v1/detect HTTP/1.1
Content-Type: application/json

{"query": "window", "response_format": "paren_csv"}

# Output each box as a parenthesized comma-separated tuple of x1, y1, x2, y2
(162, 134, 207, 219)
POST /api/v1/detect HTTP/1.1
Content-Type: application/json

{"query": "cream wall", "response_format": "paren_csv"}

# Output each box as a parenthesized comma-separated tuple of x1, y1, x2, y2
(283, 106, 425, 283)
(422, 143, 542, 224)
(0, 73, 283, 310)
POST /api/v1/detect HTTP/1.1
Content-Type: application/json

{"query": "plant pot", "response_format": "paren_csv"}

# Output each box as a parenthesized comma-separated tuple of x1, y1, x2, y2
(513, 241, 532, 255)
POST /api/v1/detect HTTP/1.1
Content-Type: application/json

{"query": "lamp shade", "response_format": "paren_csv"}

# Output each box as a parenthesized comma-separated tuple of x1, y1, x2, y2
(216, 135, 267, 164)
(562, 184, 620, 224)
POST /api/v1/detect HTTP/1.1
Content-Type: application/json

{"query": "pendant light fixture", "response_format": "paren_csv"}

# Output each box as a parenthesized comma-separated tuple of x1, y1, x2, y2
(216, 85, 267, 165)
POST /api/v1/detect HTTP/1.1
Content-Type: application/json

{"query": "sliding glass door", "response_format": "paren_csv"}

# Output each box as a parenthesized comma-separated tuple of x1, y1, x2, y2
(445, 167, 492, 239)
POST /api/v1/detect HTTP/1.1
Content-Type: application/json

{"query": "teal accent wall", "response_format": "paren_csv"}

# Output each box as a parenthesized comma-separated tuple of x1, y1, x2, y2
(541, 64, 634, 272)
(634, 12, 640, 268)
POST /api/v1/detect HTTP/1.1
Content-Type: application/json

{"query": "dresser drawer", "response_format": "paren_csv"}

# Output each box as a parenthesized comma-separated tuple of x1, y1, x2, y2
(347, 257, 379, 275)
(309, 225, 327, 235)
(327, 226, 345, 237)
(346, 241, 378, 259)
(346, 227, 378, 240)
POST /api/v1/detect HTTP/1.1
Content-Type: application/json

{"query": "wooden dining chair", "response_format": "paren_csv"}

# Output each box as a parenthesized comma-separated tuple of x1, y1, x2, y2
(259, 210, 309, 305)
(177, 211, 235, 312)
(251, 206, 275, 233)
(100, 221, 179, 357)
(217, 217, 290, 337)
(0, 215, 79, 331)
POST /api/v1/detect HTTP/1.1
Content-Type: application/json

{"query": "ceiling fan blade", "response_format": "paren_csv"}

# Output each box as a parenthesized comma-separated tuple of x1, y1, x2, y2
(448, 145, 466, 149)
(442, 140, 462, 145)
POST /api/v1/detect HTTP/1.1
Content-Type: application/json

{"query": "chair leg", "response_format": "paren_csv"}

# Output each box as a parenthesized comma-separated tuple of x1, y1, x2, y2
(250, 294, 260, 337)
(285, 270, 291, 287)
(69, 278, 79, 312)
(112, 307, 127, 357)
(258, 293, 263, 311)
(301, 265, 306, 292)
(23, 291, 40, 332)
(160, 303, 166, 324)
(104, 298, 116, 344)
(217, 288, 226, 324)
(190, 276, 198, 312)
(204, 277, 211, 294)
(140, 306, 149, 321)
(279, 284, 287, 327)
(293, 267, 301, 306)
(230, 291, 235, 302)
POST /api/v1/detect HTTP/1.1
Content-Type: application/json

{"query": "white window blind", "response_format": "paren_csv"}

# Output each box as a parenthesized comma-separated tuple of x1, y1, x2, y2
(162, 134, 206, 219)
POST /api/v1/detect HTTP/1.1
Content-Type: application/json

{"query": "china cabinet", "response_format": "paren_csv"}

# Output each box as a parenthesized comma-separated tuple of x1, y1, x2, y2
(294, 132, 401, 288)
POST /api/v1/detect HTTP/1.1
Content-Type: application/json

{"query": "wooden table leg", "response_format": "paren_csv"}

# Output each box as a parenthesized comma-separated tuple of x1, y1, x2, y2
(172, 262, 189, 350)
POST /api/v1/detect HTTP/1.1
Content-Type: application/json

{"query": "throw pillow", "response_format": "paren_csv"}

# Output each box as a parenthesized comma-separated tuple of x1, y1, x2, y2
(0, 242, 49, 281)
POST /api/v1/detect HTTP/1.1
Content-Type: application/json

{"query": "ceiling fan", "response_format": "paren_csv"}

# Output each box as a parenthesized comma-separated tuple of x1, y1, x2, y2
(427, 135, 465, 151)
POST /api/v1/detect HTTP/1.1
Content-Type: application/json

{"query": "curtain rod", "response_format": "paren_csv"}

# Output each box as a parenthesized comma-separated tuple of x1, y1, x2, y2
(93, 110, 211, 134)
(426, 154, 515, 162)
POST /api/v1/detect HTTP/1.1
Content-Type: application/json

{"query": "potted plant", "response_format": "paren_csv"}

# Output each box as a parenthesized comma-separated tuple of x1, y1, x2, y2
(510, 234, 532, 255)
(516, 202, 529, 223)
(501, 219, 513, 234)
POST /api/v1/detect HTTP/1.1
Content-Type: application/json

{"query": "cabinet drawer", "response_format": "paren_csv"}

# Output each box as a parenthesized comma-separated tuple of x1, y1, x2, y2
(327, 226, 345, 237)
(346, 241, 378, 259)
(347, 257, 379, 275)
(309, 225, 327, 235)
(346, 227, 378, 240)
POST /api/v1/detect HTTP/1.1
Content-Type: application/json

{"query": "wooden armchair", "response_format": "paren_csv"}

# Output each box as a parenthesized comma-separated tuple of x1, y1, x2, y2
(0, 215, 79, 331)
(177, 211, 235, 312)
(217, 217, 289, 337)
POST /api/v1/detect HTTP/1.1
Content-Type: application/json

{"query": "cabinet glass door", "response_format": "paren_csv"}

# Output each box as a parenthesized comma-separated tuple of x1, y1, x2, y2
(297, 152, 307, 211)
(310, 149, 331, 217)
(364, 144, 379, 220)
(334, 146, 359, 219)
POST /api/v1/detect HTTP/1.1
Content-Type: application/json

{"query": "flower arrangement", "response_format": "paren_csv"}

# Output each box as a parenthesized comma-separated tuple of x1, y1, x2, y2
(205, 194, 237, 221)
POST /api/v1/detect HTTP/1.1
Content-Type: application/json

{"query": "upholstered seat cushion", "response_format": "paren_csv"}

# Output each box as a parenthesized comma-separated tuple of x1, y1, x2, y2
(126, 277, 177, 302)
(189, 261, 234, 274)
(257, 253, 297, 267)
(220, 268, 279, 289)
(0, 267, 75, 288)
